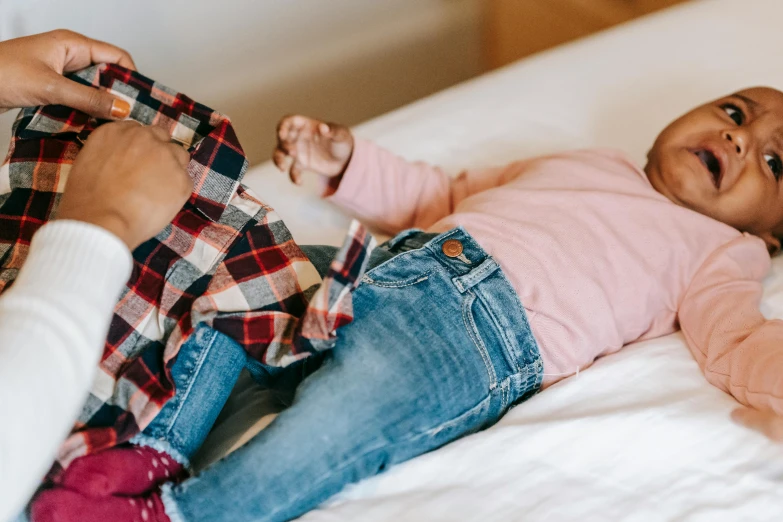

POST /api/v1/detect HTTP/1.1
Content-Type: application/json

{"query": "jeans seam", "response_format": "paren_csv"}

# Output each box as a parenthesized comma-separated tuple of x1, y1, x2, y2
(262, 393, 493, 522)
(422, 394, 492, 437)
(474, 286, 522, 373)
(462, 290, 497, 390)
(361, 271, 433, 288)
(486, 259, 540, 363)
(164, 329, 220, 444)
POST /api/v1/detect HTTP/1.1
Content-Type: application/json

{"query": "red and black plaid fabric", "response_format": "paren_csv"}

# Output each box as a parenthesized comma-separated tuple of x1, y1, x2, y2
(0, 64, 375, 466)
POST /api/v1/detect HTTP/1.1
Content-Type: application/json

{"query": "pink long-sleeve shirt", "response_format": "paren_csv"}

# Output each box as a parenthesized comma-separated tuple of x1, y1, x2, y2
(326, 140, 783, 412)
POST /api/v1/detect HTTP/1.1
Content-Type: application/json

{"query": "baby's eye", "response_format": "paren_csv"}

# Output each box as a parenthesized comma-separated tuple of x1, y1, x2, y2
(721, 103, 745, 125)
(765, 153, 783, 180)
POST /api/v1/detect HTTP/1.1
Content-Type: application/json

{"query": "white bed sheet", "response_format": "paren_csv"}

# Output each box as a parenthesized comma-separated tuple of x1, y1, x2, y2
(195, 0, 783, 519)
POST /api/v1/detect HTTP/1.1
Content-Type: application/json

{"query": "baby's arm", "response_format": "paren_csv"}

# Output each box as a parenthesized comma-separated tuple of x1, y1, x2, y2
(678, 236, 783, 419)
(273, 115, 520, 235)
(731, 407, 783, 441)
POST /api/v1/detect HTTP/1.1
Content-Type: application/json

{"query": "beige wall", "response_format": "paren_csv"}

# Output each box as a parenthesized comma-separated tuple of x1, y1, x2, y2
(0, 0, 483, 164)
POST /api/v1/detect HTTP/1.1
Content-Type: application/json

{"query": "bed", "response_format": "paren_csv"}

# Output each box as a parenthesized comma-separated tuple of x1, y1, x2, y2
(194, 0, 783, 520)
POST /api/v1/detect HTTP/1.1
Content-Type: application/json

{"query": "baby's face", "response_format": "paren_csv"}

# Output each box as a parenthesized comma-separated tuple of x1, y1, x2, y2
(645, 87, 783, 252)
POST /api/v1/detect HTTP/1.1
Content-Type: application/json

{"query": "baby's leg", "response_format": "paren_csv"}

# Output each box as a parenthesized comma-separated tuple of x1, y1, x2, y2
(51, 244, 376, 499)
(162, 235, 541, 522)
(132, 326, 247, 464)
(57, 325, 246, 496)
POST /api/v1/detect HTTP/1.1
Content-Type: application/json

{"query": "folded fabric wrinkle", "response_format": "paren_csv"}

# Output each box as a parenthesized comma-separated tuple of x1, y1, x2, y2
(0, 63, 375, 470)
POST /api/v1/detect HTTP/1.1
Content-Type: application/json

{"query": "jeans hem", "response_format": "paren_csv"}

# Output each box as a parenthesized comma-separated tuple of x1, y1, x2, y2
(130, 433, 191, 470)
(161, 483, 187, 522)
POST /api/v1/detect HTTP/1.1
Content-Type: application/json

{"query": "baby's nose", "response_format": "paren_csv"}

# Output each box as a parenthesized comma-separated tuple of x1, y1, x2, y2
(723, 130, 745, 155)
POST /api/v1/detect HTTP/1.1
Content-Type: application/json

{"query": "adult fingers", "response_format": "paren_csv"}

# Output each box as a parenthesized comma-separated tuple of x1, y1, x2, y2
(46, 72, 130, 120)
(54, 30, 137, 72)
(86, 37, 136, 70)
(167, 142, 191, 169)
(146, 125, 172, 142)
(144, 126, 190, 168)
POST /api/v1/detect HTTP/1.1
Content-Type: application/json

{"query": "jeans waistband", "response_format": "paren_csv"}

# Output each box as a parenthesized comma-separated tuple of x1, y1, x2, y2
(381, 227, 543, 394)
(389, 228, 496, 279)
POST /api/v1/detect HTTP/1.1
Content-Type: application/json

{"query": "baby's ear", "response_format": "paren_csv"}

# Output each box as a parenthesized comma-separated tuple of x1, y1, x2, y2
(759, 231, 782, 256)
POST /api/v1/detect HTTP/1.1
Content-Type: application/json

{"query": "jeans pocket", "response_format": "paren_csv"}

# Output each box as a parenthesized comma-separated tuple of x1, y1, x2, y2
(361, 249, 439, 288)
(461, 290, 499, 390)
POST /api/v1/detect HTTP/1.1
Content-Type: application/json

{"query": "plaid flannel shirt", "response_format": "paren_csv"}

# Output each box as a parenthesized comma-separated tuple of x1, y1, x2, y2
(0, 64, 375, 466)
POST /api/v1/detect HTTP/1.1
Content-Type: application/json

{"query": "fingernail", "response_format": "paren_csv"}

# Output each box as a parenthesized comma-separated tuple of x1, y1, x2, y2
(111, 99, 131, 119)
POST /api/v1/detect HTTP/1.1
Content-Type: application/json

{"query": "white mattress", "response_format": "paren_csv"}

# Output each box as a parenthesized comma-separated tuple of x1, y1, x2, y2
(195, 0, 783, 520)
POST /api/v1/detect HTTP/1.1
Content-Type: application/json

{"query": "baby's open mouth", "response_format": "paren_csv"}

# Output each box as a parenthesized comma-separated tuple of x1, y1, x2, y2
(693, 148, 722, 188)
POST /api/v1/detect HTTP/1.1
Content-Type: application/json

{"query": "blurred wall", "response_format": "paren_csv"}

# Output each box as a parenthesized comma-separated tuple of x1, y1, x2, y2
(0, 0, 483, 165)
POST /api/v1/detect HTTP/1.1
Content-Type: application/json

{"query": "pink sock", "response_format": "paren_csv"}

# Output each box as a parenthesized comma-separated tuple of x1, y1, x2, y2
(55, 445, 186, 497)
(32, 488, 170, 522)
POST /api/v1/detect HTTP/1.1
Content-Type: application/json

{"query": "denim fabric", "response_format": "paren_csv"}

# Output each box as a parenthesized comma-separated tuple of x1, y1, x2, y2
(244, 244, 393, 399)
(162, 227, 543, 522)
(131, 325, 246, 467)
(131, 244, 390, 468)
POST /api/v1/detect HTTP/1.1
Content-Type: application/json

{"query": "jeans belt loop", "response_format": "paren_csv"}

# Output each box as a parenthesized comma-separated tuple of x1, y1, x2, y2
(452, 257, 499, 293)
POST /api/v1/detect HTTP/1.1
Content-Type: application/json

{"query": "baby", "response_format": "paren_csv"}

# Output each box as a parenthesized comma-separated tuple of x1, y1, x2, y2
(33, 87, 783, 522)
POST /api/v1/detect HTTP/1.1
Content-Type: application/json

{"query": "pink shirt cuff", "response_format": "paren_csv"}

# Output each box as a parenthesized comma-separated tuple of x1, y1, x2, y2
(321, 139, 372, 207)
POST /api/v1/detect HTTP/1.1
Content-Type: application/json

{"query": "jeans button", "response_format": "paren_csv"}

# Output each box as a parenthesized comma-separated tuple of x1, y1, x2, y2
(442, 239, 463, 258)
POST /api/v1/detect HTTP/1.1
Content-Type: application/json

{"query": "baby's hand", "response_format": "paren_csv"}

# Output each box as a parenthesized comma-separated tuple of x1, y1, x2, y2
(273, 115, 354, 185)
(732, 407, 783, 442)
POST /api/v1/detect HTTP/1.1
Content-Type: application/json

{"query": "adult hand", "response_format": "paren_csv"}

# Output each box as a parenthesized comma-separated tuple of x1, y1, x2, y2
(731, 407, 783, 442)
(0, 29, 136, 119)
(57, 121, 193, 250)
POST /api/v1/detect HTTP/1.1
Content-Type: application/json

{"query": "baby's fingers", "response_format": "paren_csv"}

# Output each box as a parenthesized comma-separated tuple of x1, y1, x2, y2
(277, 115, 309, 145)
(272, 148, 291, 172)
(276, 115, 294, 142)
(289, 159, 304, 185)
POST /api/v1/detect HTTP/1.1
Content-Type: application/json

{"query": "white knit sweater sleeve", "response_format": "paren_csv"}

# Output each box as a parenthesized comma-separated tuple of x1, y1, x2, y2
(0, 220, 131, 522)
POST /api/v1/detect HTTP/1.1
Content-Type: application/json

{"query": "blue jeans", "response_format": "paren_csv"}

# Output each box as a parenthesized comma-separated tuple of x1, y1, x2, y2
(161, 227, 543, 522)
(131, 244, 368, 465)
(131, 324, 247, 466)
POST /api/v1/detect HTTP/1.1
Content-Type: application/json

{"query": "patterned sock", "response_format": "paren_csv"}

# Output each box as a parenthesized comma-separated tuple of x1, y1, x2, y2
(55, 445, 186, 497)
(31, 488, 170, 522)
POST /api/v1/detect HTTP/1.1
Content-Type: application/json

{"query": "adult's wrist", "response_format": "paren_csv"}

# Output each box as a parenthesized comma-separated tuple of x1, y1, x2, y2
(15, 220, 133, 300)
(56, 209, 137, 251)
